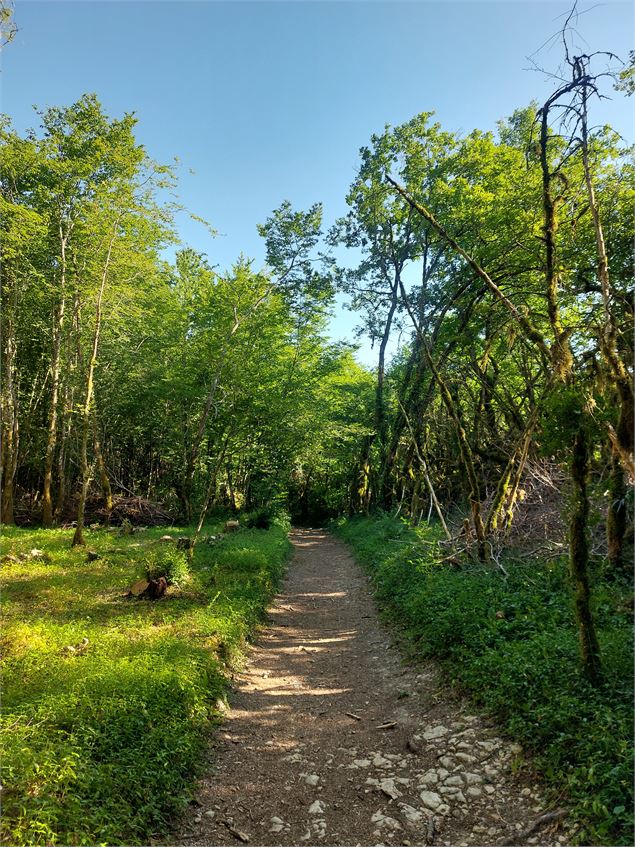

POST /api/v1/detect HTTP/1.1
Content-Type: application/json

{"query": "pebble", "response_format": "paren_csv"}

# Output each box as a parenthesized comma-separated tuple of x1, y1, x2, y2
(421, 769, 438, 784)
(439, 756, 455, 769)
(302, 773, 320, 786)
(423, 725, 449, 740)
(466, 786, 482, 797)
(353, 759, 371, 768)
(269, 817, 285, 833)
(445, 774, 465, 787)
(419, 790, 443, 810)
(379, 778, 402, 800)
(399, 803, 423, 824)
(309, 800, 325, 815)
(371, 811, 403, 831)
(521, 787, 531, 797)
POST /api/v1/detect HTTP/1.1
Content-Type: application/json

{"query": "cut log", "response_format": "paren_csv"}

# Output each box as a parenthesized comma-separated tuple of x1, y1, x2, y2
(128, 577, 168, 600)
(225, 520, 240, 532)
(130, 579, 150, 597)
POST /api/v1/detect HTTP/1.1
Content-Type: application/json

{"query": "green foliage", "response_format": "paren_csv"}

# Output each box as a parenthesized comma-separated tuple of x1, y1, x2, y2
(0, 521, 292, 846)
(143, 548, 190, 586)
(243, 506, 276, 529)
(334, 515, 634, 846)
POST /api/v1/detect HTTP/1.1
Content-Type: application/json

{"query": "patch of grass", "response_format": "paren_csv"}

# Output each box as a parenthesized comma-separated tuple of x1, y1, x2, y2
(332, 513, 634, 846)
(0, 519, 292, 846)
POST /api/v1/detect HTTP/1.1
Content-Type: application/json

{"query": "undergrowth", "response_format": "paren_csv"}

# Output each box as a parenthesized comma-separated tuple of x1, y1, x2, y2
(333, 513, 634, 846)
(0, 515, 292, 846)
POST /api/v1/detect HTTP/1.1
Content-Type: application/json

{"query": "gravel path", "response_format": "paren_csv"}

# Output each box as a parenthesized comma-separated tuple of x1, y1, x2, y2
(175, 529, 569, 847)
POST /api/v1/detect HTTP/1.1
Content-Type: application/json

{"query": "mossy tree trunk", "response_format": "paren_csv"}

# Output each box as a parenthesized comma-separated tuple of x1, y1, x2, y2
(570, 426, 602, 685)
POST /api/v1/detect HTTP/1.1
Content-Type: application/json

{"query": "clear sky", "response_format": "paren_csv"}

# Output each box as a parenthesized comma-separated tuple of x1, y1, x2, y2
(3, 0, 633, 364)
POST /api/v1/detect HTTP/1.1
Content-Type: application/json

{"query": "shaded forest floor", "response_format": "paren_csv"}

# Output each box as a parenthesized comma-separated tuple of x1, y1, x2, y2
(175, 529, 574, 847)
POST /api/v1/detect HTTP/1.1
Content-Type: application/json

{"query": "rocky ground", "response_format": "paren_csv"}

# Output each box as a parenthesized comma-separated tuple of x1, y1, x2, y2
(174, 529, 571, 847)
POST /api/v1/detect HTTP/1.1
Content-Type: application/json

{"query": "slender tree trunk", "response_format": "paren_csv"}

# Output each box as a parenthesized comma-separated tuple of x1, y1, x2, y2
(425, 346, 487, 559)
(579, 78, 634, 567)
(569, 426, 602, 685)
(539, 105, 572, 381)
(375, 276, 400, 508)
(1, 287, 19, 524)
(42, 229, 69, 526)
(93, 411, 113, 524)
(72, 227, 116, 547)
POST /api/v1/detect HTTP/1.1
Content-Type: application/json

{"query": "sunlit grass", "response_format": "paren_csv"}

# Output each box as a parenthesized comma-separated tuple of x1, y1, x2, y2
(1, 518, 292, 846)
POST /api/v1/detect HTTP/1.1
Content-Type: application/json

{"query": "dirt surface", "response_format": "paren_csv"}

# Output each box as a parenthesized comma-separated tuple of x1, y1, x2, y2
(175, 529, 570, 847)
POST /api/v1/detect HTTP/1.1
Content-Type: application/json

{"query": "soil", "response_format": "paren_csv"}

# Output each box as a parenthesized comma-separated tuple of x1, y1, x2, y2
(175, 529, 570, 847)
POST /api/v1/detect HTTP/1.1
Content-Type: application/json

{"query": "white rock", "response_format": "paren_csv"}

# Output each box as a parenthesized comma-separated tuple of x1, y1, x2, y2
(438, 769, 449, 780)
(423, 725, 449, 740)
(521, 787, 531, 797)
(309, 800, 325, 815)
(444, 775, 464, 787)
(484, 785, 496, 795)
(463, 772, 483, 785)
(420, 790, 443, 811)
(204, 810, 215, 819)
(269, 819, 285, 833)
(466, 786, 482, 798)
(456, 753, 477, 764)
(353, 759, 371, 768)
(509, 743, 522, 754)
(371, 811, 403, 831)
(399, 803, 424, 825)
(282, 752, 304, 763)
(302, 773, 320, 786)
(373, 754, 392, 768)
(476, 740, 497, 752)
(379, 778, 402, 800)
(439, 756, 455, 769)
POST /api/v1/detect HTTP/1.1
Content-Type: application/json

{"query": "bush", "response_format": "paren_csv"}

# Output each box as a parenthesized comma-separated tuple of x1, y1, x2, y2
(243, 506, 275, 529)
(143, 548, 190, 586)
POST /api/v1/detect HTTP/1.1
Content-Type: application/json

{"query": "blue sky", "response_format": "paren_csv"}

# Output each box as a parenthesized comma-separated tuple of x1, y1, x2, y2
(3, 0, 633, 363)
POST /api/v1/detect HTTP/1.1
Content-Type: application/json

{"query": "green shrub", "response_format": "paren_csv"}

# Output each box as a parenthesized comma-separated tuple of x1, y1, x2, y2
(243, 506, 275, 529)
(143, 548, 190, 586)
(334, 515, 634, 846)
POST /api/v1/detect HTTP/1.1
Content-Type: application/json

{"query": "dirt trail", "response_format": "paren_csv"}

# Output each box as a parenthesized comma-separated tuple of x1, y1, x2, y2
(176, 529, 568, 847)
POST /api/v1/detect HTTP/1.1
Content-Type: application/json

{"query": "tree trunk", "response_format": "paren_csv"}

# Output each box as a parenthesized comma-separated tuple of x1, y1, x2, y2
(1, 290, 19, 525)
(72, 226, 116, 546)
(93, 411, 113, 524)
(539, 104, 572, 381)
(570, 426, 602, 685)
(42, 229, 69, 526)
(425, 346, 487, 559)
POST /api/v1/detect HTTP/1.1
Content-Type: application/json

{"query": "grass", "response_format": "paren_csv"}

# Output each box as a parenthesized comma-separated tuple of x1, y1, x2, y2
(1, 516, 292, 846)
(332, 513, 634, 846)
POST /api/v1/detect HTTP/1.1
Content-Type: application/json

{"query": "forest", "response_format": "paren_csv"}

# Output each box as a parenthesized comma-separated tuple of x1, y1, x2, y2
(1, 9, 634, 847)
